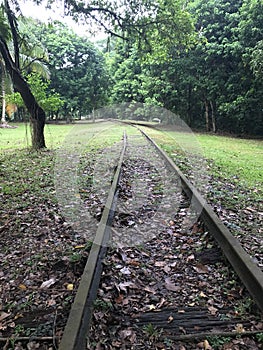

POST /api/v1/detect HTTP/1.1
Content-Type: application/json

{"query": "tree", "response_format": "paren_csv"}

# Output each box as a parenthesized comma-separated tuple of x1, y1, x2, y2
(0, 3, 11, 125)
(0, 0, 46, 148)
(1, 0, 196, 146)
(106, 0, 196, 115)
(107, 0, 262, 135)
(250, 40, 263, 79)
(30, 21, 110, 119)
(7, 72, 64, 119)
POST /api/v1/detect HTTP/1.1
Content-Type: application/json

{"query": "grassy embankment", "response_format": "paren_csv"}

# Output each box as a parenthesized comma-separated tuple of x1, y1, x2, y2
(143, 127, 262, 191)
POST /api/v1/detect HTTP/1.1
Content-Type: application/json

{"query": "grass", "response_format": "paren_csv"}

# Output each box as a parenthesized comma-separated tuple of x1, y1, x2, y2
(0, 122, 74, 150)
(0, 121, 135, 211)
(196, 133, 262, 188)
(1, 122, 261, 193)
(142, 127, 262, 189)
(0, 121, 140, 150)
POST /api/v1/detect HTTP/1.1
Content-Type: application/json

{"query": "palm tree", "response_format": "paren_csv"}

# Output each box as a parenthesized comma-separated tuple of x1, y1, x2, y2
(18, 16, 50, 80)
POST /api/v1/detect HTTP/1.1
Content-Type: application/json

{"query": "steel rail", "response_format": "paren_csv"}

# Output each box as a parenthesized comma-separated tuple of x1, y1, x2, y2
(58, 132, 127, 350)
(139, 127, 263, 313)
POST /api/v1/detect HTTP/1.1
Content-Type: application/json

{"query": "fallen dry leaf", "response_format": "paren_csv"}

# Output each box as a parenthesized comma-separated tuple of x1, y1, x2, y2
(193, 263, 209, 274)
(0, 311, 10, 322)
(154, 261, 166, 267)
(144, 286, 156, 294)
(40, 277, 56, 289)
(165, 278, 181, 292)
(128, 259, 140, 266)
(148, 304, 156, 310)
(74, 245, 85, 249)
(120, 267, 131, 275)
(119, 328, 136, 342)
(117, 281, 136, 293)
(208, 306, 218, 315)
(18, 284, 27, 290)
(156, 297, 166, 308)
(115, 294, 124, 304)
(235, 323, 245, 333)
(163, 265, 171, 273)
(178, 309, 185, 314)
(204, 339, 212, 349)
(167, 315, 174, 323)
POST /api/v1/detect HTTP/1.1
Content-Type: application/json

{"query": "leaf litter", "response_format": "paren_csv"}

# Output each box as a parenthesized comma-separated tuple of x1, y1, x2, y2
(87, 133, 263, 349)
(0, 131, 262, 349)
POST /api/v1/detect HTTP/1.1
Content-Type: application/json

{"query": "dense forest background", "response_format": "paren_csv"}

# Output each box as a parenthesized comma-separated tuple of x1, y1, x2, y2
(1, 0, 262, 136)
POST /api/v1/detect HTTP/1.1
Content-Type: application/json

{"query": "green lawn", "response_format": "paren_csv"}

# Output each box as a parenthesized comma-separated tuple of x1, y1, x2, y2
(142, 127, 262, 189)
(0, 121, 138, 150)
(196, 133, 262, 188)
(0, 123, 74, 150)
(1, 122, 262, 189)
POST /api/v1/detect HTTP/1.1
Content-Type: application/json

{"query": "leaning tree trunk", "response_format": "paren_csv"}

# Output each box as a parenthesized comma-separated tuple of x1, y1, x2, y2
(0, 36, 46, 149)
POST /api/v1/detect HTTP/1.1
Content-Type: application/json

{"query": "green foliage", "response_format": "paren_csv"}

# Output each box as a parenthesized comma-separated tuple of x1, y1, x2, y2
(234, 297, 255, 316)
(93, 299, 113, 311)
(6, 91, 24, 108)
(0, 5, 11, 41)
(207, 335, 231, 349)
(6, 72, 64, 116)
(27, 73, 64, 114)
(3, 0, 262, 134)
(250, 40, 263, 79)
(136, 0, 196, 61)
(107, 0, 263, 135)
(28, 21, 110, 118)
(142, 323, 163, 339)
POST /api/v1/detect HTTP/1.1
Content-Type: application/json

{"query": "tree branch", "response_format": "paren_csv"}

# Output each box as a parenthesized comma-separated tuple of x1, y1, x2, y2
(65, 0, 124, 28)
(87, 12, 127, 40)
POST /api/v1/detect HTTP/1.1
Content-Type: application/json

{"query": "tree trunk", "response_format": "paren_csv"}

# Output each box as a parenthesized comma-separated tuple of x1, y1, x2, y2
(1, 66, 7, 125)
(187, 84, 192, 126)
(210, 100, 216, 133)
(31, 112, 46, 149)
(0, 36, 46, 149)
(1, 86, 6, 125)
(92, 107, 95, 123)
(204, 98, 210, 132)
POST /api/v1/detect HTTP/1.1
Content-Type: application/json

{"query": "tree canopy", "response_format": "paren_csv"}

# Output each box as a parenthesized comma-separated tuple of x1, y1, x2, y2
(0, 0, 197, 147)
(0, 0, 262, 144)
(106, 0, 263, 135)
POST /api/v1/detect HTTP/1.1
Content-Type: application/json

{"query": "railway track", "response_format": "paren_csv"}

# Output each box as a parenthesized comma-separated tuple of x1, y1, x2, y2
(57, 125, 263, 349)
